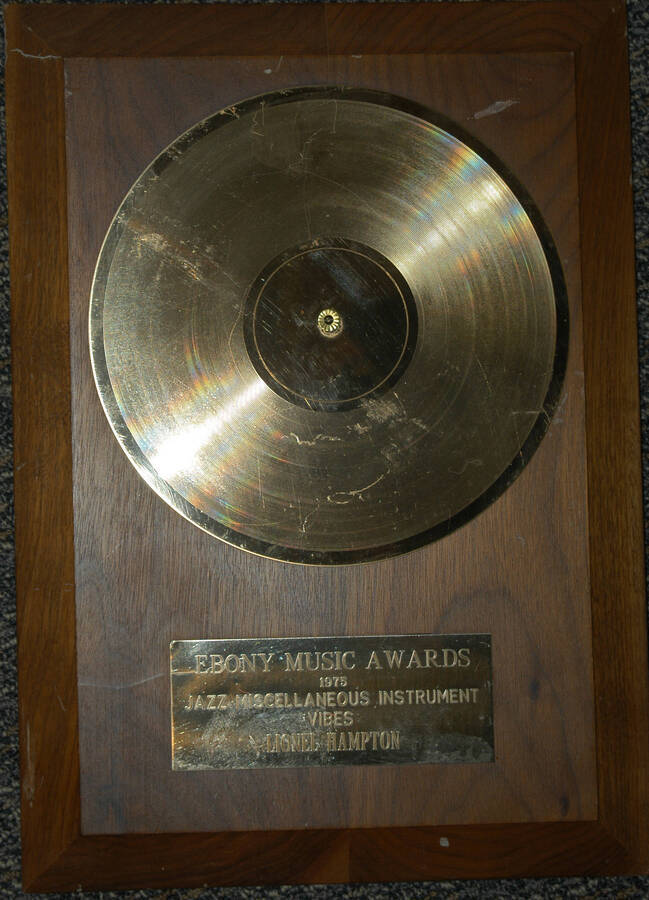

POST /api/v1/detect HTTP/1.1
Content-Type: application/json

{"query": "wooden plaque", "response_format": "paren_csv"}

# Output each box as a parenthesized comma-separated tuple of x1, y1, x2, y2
(6, 1, 649, 891)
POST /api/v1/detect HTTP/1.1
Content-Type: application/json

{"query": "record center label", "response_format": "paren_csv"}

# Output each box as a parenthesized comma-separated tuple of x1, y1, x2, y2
(170, 635, 493, 770)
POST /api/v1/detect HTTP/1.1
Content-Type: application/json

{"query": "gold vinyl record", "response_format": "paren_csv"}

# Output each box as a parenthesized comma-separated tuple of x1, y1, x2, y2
(90, 87, 567, 565)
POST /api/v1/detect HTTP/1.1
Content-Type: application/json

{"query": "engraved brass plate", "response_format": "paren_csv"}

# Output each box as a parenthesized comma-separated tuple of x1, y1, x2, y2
(170, 634, 493, 770)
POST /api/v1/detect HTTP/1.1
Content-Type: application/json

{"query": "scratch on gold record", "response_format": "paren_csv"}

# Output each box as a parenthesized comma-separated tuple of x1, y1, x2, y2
(90, 86, 566, 564)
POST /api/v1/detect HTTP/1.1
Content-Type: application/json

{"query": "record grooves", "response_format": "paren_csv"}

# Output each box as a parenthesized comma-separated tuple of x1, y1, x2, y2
(90, 86, 567, 565)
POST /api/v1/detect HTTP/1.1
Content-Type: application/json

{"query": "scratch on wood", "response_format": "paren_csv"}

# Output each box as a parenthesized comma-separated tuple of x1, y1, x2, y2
(11, 48, 62, 61)
(24, 723, 35, 807)
(79, 673, 164, 690)
(471, 99, 519, 120)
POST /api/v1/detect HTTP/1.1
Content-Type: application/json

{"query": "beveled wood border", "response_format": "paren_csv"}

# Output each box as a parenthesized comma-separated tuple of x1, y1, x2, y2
(6, 1, 648, 890)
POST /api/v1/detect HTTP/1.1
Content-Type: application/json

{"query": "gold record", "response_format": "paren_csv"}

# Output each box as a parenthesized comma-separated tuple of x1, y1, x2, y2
(90, 87, 567, 564)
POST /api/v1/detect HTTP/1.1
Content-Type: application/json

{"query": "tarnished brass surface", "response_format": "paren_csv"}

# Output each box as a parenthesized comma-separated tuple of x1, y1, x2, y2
(90, 87, 567, 564)
(171, 635, 493, 770)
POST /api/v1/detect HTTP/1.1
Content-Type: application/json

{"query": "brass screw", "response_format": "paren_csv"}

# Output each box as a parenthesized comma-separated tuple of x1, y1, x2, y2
(317, 308, 343, 338)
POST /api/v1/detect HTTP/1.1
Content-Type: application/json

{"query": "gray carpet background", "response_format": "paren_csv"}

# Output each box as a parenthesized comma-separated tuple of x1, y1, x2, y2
(1, 0, 648, 896)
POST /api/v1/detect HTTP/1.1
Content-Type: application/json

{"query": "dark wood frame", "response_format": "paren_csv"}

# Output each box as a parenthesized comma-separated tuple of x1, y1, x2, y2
(6, 1, 648, 890)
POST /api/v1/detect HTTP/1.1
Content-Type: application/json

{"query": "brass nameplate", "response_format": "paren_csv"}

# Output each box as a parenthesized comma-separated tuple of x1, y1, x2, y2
(170, 634, 493, 770)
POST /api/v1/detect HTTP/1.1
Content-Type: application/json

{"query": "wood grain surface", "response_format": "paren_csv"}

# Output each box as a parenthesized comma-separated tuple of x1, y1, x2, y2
(6, 43, 81, 888)
(575, 4, 649, 863)
(6, 0, 648, 890)
(65, 51, 594, 836)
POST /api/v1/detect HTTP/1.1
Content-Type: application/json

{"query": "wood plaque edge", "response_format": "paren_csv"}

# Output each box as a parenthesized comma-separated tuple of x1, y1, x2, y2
(6, 0, 649, 890)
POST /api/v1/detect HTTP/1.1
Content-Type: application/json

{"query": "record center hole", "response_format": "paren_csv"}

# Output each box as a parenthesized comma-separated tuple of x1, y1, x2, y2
(317, 307, 343, 338)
